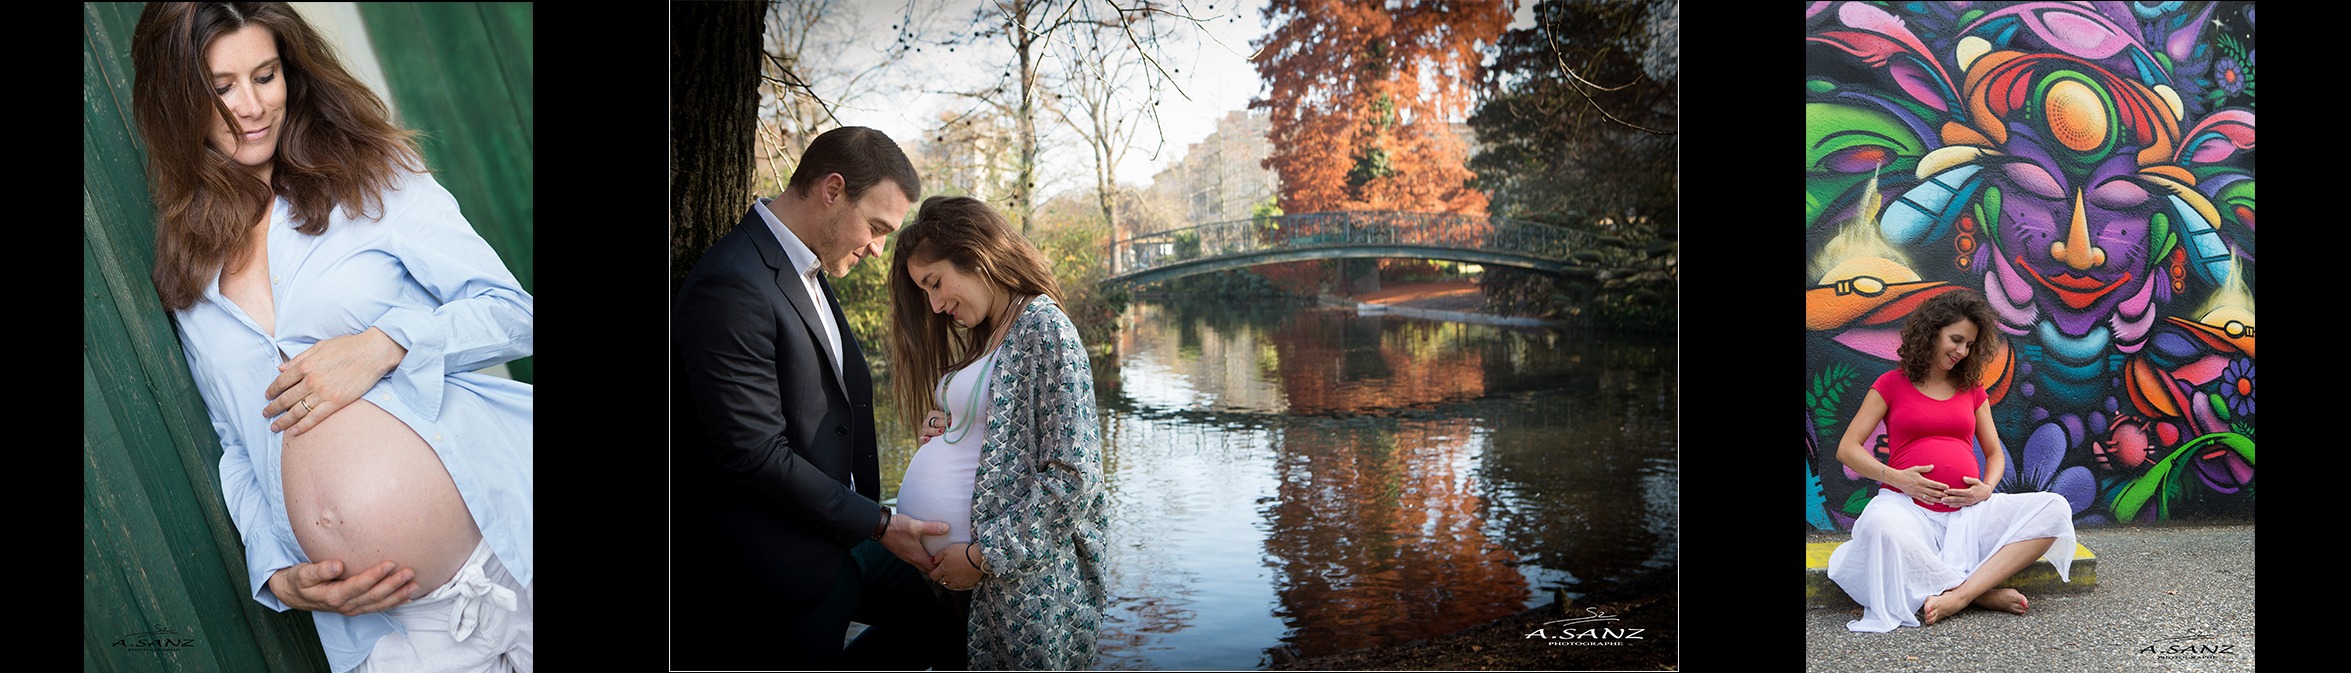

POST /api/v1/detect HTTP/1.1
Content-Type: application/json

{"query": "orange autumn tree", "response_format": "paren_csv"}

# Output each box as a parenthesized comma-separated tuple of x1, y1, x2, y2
(1251, 0, 1511, 292)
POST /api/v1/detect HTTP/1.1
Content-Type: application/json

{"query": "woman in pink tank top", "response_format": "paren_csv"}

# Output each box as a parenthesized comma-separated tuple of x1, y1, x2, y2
(1826, 289, 2078, 630)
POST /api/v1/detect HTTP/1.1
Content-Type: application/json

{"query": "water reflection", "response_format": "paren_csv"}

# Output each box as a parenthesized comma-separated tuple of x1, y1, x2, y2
(1263, 417, 1527, 661)
(875, 300, 1676, 669)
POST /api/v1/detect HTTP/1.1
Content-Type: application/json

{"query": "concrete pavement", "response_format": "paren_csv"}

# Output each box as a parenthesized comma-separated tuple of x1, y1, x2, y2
(1803, 523, 2255, 672)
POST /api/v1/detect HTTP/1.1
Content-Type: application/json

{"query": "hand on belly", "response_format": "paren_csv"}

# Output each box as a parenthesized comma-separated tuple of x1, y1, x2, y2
(283, 399, 481, 593)
(920, 531, 964, 559)
(1913, 451, 1981, 490)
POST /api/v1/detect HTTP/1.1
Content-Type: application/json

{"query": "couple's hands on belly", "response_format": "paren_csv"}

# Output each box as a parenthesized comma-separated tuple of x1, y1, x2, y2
(883, 513, 951, 571)
(264, 327, 407, 435)
(268, 559, 420, 616)
(930, 542, 987, 591)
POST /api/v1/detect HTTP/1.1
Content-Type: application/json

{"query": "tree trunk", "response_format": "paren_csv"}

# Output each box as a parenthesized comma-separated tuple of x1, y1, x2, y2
(1013, 0, 1039, 237)
(1092, 124, 1117, 236)
(671, 0, 769, 294)
(1095, 166, 1117, 236)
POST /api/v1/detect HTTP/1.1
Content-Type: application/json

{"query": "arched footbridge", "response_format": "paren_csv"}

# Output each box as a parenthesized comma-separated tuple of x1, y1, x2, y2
(1105, 211, 1606, 286)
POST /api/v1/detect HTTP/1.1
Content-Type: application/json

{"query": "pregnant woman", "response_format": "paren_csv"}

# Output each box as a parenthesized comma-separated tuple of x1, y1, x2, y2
(132, 4, 532, 671)
(1828, 289, 2075, 631)
(887, 196, 1108, 670)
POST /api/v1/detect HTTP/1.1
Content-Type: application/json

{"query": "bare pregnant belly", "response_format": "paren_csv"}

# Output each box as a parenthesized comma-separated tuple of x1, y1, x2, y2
(283, 399, 481, 593)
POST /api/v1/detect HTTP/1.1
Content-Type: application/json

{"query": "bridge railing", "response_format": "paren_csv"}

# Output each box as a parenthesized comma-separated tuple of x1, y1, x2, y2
(1107, 210, 1602, 278)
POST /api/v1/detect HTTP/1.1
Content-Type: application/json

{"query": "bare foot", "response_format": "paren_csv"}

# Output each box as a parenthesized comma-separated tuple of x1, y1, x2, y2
(1972, 587, 2028, 615)
(1922, 591, 1968, 624)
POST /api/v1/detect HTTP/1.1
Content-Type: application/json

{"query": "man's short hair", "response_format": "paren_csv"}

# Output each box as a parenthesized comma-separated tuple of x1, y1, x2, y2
(786, 126, 921, 204)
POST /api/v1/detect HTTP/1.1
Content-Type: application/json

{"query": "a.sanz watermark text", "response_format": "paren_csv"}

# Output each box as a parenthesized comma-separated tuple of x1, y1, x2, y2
(1522, 608, 1647, 647)
(108, 625, 200, 653)
(2136, 633, 2244, 660)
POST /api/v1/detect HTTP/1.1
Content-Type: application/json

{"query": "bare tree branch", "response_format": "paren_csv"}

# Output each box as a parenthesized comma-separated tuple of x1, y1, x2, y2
(1099, 0, 1191, 101)
(761, 54, 840, 126)
(1543, 9, 1673, 136)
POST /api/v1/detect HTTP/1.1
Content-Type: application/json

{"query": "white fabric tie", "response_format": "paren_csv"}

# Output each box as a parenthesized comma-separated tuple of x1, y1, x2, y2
(443, 558, 519, 643)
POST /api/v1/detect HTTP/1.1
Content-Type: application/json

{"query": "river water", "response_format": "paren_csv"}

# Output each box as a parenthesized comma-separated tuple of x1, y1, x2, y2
(875, 299, 1678, 669)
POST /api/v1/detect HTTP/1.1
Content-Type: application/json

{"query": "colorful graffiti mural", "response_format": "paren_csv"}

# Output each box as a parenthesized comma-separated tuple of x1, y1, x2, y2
(1804, 1, 2254, 530)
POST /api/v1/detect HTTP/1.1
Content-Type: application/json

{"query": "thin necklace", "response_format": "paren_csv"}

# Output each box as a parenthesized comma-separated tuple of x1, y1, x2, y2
(939, 350, 998, 445)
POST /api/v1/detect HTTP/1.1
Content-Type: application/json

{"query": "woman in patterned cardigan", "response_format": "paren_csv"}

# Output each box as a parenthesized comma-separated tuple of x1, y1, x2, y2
(885, 195, 1108, 669)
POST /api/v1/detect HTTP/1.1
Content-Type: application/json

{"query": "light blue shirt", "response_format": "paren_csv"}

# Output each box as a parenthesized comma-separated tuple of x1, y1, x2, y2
(170, 170, 532, 673)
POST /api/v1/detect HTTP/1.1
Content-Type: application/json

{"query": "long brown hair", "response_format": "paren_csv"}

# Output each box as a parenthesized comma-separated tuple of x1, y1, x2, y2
(1897, 288, 2002, 388)
(132, 2, 425, 312)
(886, 196, 1063, 432)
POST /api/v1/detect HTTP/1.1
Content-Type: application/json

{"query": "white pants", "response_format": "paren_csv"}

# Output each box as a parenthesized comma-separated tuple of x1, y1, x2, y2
(1827, 489, 2076, 632)
(355, 540, 534, 672)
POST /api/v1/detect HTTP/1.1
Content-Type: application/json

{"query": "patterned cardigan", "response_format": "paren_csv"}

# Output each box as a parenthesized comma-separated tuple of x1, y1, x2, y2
(968, 295, 1108, 670)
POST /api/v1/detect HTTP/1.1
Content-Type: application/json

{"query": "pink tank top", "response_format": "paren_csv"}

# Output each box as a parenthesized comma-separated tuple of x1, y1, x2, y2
(1872, 369, 1985, 512)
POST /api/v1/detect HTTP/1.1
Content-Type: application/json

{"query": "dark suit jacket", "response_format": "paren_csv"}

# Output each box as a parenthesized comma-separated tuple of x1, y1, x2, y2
(672, 207, 881, 633)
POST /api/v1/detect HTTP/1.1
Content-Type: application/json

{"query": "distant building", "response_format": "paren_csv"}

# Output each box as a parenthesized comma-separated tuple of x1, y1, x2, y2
(911, 110, 1020, 204)
(1144, 109, 1278, 231)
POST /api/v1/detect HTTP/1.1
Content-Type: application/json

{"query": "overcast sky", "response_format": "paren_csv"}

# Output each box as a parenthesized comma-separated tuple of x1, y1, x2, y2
(788, 0, 1536, 200)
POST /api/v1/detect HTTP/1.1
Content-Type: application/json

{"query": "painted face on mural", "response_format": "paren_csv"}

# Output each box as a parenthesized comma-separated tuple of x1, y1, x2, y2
(1982, 142, 2162, 333)
(1960, 59, 2178, 338)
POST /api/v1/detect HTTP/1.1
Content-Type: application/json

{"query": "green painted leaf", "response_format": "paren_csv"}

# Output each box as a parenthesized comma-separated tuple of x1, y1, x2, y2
(2112, 445, 2184, 521)
(2111, 432, 2254, 520)
(1844, 486, 1875, 516)
(1806, 103, 1927, 227)
(1807, 363, 1861, 436)
(1981, 187, 2002, 241)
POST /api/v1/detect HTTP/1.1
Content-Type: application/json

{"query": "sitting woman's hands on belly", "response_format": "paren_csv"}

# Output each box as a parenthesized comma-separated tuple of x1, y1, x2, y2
(1892, 437, 1982, 506)
(282, 397, 481, 596)
(1904, 438, 1982, 491)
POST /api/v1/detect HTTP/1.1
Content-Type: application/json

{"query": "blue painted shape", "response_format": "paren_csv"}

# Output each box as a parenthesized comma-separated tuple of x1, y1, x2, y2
(1806, 462, 1835, 531)
(2170, 194, 2233, 285)
(2037, 321, 2115, 364)
(2127, 47, 2167, 85)
(2150, 331, 2201, 361)
(2033, 370, 2112, 401)
(2032, 351, 2111, 382)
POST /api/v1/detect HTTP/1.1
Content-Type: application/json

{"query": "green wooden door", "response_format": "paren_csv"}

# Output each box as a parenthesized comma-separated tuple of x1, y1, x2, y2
(83, 3, 332, 671)
(361, 2, 536, 384)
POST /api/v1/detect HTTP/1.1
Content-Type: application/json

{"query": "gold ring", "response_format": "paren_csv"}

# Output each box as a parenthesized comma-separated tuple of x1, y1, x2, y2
(301, 399, 313, 413)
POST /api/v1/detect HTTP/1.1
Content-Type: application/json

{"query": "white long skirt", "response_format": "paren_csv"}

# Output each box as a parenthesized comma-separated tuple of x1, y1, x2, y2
(1827, 489, 2077, 632)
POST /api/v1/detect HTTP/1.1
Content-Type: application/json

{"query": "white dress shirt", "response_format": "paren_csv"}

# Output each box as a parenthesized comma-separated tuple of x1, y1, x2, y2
(173, 169, 533, 673)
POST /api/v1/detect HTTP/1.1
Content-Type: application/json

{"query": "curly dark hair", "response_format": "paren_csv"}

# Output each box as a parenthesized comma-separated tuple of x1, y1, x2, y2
(1896, 288, 2001, 387)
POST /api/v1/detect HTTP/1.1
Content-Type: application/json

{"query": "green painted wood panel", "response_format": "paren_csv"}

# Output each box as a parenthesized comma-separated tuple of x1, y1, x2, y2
(360, 2, 535, 384)
(84, 3, 330, 671)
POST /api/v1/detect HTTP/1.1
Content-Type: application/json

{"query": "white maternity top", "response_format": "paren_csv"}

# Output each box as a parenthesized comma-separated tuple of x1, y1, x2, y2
(895, 346, 1001, 557)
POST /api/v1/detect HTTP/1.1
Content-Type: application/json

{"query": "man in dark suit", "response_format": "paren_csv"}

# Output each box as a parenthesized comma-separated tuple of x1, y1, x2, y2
(672, 127, 955, 669)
